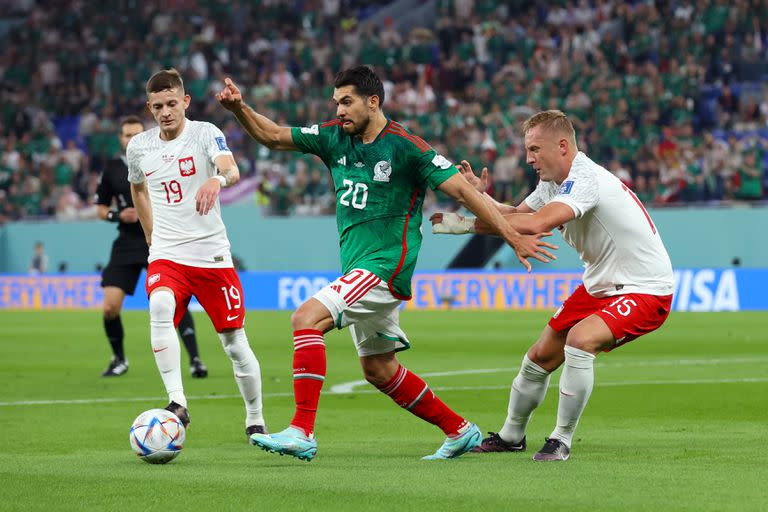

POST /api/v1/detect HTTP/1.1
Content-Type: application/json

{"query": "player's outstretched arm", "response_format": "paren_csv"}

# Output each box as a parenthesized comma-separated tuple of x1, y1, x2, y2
(217, 77, 297, 151)
(438, 174, 557, 272)
(130, 181, 153, 246)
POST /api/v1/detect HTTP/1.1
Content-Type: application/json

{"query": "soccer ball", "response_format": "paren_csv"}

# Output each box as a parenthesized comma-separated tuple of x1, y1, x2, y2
(129, 409, 185, 464)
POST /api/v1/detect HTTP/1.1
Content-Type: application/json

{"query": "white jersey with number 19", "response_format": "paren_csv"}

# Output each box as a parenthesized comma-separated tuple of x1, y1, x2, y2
(127, 119, 233, 268)
(524, 151, 674, 297)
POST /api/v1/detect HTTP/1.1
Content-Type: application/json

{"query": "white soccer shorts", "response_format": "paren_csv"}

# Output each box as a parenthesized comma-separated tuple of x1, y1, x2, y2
(313, 268, 410, 357)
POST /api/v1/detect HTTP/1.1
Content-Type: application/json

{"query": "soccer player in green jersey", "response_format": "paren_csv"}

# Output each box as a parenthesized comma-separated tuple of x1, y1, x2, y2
(218, 66, 556, 461)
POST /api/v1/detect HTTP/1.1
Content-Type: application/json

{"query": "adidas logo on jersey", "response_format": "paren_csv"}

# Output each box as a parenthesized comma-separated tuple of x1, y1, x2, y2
(337, 156, 346, 166)
(330, 285, 342, 294)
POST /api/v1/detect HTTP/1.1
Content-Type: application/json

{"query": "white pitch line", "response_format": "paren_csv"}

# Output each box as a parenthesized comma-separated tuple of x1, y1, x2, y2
(1, 377, 766, 408)
(329, 355, 768, 394)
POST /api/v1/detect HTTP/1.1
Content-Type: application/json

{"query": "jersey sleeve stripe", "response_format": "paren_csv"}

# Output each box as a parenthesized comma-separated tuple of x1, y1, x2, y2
(321, 119, 342, 128)
(383, 126, 431, 153)
(387, 188, 420, 301)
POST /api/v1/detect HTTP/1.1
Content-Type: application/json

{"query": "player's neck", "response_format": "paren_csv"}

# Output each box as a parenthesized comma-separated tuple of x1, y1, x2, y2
(358, 112, 388, 145)
(554, 150, 578, 185)
(159, 118, 187, 141)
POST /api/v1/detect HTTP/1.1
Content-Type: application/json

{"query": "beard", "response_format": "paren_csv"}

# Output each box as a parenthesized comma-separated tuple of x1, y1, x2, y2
(344, 115, 370, 137)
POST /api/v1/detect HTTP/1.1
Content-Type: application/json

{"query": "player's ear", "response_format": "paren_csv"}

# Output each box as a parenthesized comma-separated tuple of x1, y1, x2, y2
(369, 94, 380, 111)
(183, 94, 191, 109)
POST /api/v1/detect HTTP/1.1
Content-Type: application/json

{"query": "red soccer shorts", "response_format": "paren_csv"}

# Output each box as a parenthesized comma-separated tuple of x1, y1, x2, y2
(549, 284, 673, 351)
(145, 259, 245, 332)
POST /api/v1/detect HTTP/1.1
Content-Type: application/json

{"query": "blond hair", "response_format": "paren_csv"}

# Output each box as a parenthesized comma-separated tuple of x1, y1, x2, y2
(522, 110, 576, 144)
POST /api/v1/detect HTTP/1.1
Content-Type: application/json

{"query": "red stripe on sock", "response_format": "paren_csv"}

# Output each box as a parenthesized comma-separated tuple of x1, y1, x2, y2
(290, 329, 326, 436)
(377, 365, 466, 436)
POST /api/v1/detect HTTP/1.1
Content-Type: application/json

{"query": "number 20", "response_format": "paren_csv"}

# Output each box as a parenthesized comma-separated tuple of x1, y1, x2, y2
(339, 179, 368, 209)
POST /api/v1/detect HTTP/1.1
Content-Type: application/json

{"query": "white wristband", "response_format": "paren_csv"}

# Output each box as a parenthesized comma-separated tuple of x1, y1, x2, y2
(214, 175, 227, 187)
(432, 213, 477, 235)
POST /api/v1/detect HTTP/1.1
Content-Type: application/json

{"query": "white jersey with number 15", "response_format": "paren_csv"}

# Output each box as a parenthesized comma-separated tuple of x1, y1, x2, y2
(524, 151, 674, 297)
(127, 119, 233, 268)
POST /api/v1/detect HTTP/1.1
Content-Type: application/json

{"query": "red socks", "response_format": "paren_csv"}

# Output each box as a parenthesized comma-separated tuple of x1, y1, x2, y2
(290, 329, 326, 436)
(378, 365, 467, 436)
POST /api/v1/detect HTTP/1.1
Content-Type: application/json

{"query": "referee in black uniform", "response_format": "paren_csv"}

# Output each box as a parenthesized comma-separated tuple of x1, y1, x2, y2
(95, 115, 208, 378)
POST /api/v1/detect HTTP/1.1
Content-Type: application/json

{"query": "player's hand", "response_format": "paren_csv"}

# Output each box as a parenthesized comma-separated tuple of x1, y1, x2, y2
(505, 232, 558, 272)
(456, 160, 489, 193)
(216, 77, 243, 112)
(430, 212, 476, 234)
(118, 207, 138, 223)
(196, 178, 221, 215)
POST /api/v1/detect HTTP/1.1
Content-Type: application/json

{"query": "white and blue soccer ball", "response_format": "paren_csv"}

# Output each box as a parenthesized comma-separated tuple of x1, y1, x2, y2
(129, 409, 185, 464)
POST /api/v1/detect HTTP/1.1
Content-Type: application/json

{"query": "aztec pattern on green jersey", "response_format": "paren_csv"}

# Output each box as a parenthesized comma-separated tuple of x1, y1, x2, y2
(291, 119, 457, 299)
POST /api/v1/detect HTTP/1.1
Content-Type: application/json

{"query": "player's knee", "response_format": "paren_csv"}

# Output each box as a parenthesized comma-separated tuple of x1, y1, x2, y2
(363, 367, 390, 388)
(149, 291, 176, 322)
(290, 307, 315, 330)
(103, 302, 121, 319)
(565, 331, 598, 353)
(218, 329, 247, 360)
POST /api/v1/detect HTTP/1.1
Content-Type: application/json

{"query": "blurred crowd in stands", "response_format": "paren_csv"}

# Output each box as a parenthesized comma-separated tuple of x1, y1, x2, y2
(1, 0, 767, 223)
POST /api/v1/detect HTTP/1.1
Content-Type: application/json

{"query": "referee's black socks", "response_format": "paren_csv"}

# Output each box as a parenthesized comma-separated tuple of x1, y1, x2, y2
(178, 311, 200, 362)
(104, 315, 125, 361)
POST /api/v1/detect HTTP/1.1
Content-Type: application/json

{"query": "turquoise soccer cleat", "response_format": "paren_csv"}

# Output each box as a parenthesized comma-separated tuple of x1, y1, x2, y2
(422, 423, 482, 460)
(250, 426, 318, 461)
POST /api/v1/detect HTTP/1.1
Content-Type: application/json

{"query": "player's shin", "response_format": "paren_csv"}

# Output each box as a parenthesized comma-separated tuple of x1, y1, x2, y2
(550, 346, 596, 447)
(219, 328, 264, 427)
(149, 291, 186, 407)
(378, 365, 467, 436)
(499, 355, 551, 443)
(290, 329, 326, 436)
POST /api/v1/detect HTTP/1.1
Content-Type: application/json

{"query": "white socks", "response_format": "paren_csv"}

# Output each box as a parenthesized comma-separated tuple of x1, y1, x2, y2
(550, 345, 596, 448)
(219, 329, 265, 428)
(149, 291, 186, 408)
(499, 355, 551, 443)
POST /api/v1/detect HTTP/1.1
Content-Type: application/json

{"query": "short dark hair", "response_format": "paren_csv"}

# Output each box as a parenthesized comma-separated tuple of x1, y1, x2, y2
(334, 66, 385, 107)
(146, 68, 185, 96)
(120, 115, 144, 129)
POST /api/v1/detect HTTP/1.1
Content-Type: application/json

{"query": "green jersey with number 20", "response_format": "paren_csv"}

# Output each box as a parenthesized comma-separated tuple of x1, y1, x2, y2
(291, 119, 457, 299)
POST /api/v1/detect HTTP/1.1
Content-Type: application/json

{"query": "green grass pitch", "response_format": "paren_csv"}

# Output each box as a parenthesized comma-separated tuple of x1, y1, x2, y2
(0, 310, 766, 511)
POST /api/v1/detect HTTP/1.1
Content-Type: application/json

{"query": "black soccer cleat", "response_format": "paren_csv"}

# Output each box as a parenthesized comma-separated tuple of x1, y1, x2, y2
(165, 401, 190, 429)
(190, 357, 208, 378)
(246, 424, 268, 444)
(532, 438, 570, 461)
(101, 357, 129, 377)
(472, 432, 526, 453)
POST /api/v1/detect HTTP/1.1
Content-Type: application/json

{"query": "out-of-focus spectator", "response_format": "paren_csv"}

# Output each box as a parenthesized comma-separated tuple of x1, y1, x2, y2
(29, 241, 47, 274)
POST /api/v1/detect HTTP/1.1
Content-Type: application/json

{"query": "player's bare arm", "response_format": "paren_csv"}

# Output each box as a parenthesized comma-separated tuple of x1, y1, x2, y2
(195, 154, 239, 216)
(217, 77, 297, 151)
(437, 173, 557, 272)
(130, 181, 153, 246)
(477, 202, 575, 236)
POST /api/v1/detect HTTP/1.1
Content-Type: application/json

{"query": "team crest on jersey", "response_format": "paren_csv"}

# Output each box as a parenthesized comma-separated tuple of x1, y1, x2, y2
(179, 156, 196, 177)
(559, 180, 574, 194)
(373, 160, 392, 182)
(148, 273, 161, 286)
